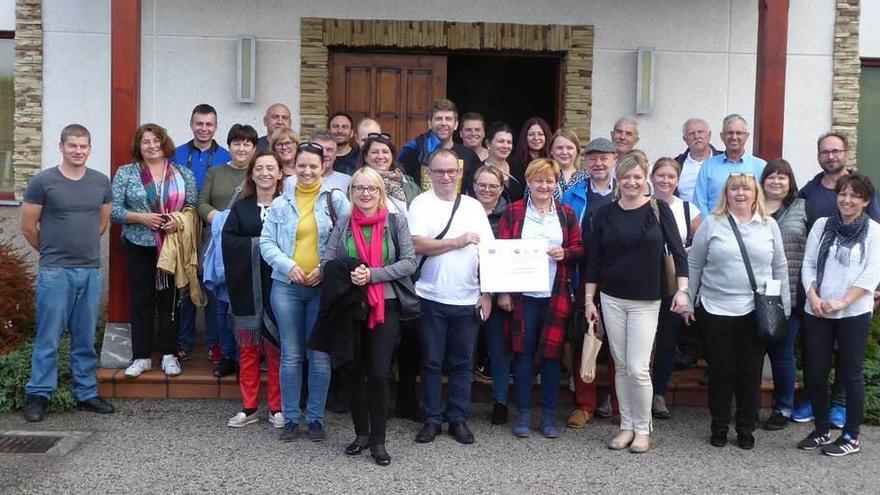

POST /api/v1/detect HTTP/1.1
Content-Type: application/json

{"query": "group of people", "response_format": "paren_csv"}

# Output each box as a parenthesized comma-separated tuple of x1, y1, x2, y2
(20, 97, 880, 465)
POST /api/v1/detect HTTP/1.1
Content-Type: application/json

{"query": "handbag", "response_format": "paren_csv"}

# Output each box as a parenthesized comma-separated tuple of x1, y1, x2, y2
(579, 320, 603, 383)
(649, 198, 678, 297)
(386, 213, 422, 320)
(726, 215, 787, 341)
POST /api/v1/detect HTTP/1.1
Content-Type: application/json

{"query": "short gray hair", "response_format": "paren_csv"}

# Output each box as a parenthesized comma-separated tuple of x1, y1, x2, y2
(613, 116, 640, 135)
(681, 118, 710, 136)
(309, 129, 335, 143)
(722, 114, 748, 133)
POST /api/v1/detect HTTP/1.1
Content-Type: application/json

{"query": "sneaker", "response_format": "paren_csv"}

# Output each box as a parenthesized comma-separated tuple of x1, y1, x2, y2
(227, 411, 259, 428)
(307, 421, 326, 442)
(792, 401, 814, 423)
(474, 364, 491, 381)
(763, 412, 790, 431)
(651, 395, 671, 420)
(124, 358, 152, 378)
(268, 412, 285, 429)
(161, 354, 181, 376)
(176, 347, 193, 362)
(541, 413, 559, 439)
(595, 396, 612, 418)
(490, 403, 508, 425)
(830, 404, 846, 430)
(822, 433, 860, 457)
(208, 343, 222, 364)
(797, 430, 832, 450)
(279, 421, 298, 441)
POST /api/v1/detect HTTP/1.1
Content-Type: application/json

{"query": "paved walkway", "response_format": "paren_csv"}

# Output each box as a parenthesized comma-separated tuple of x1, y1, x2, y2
(1, 399, 877, 494)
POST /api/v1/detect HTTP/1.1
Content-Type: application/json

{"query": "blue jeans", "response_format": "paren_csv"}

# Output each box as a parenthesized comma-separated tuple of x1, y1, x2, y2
(418, 298, 479, 424)
(178, 288, 229, 356)
(483, 304, 510, 405)
(513, 297, 560, 415)
(271, 280, 328, 424)
(767, 313, 800, 416)
(26, 267, 101, 401)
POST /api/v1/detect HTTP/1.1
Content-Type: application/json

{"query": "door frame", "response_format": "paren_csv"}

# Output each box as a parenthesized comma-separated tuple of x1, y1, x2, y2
(301, 18, 594, 144)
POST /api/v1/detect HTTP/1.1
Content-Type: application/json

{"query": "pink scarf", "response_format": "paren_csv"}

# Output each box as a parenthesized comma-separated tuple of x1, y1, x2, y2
(351, 207, 388, 329)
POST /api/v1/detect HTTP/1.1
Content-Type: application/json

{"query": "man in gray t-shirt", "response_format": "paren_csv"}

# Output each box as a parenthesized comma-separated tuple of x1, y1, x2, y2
(20, 124, 115, 422)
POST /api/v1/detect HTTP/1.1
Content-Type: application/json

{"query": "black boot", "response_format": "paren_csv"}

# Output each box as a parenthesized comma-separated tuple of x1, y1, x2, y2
(213, 357, 237, 378)
(23, 395, 48, 422)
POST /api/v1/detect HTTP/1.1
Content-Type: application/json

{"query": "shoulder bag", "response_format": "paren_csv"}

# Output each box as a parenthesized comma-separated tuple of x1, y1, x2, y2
(386, 213, 422, 321)
(726, 215, 787, 341)
(649, 198, 678, 297)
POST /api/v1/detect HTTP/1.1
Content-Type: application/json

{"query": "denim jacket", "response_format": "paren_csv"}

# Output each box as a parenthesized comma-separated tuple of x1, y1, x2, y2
(260, 184, 351, 284)
(110, 162, 197, 246)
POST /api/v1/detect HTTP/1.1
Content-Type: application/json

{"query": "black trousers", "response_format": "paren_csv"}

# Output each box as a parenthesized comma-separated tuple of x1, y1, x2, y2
(345, 301, 401, 445)
(395, 317, 422, 405)
(125, 240, 179, 358)
(802, 312, 870, 437)
(698, 306, 766, 434)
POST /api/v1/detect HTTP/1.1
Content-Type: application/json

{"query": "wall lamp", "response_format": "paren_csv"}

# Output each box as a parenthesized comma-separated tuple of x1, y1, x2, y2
(237, 36, 256, 103)
(636, 47, 655, 114)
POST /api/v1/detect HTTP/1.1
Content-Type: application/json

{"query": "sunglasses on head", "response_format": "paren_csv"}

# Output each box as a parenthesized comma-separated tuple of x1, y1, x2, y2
(367, 132, 392, 141)
(298, 141, 324, 154)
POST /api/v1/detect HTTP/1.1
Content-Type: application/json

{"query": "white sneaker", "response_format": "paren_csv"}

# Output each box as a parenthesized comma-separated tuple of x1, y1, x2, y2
(161, 354, 181, 376)
(124, 358, 152, 377)
(268, 412, 285, 429)
(227, 411, 259, 428)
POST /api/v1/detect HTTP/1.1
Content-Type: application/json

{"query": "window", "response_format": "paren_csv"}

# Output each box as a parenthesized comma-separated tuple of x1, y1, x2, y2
(0, 32, 12, 193)
(858, 59, 880, 188)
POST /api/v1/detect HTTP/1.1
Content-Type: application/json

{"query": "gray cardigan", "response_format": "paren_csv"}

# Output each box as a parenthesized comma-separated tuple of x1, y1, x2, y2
(321, 211, 417, 297)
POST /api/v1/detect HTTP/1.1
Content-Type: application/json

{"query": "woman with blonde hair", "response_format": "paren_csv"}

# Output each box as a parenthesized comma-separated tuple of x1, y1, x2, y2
(269, 127, 300, 178)
(585, 153, 689, 453)
(548, 128, 585, 198)
(684, 173, 789, 450)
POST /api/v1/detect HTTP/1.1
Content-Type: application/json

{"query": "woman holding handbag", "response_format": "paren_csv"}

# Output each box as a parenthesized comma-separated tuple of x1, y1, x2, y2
(497, 158, 584, 439)
(683, 173, 790, 450)
(797, 173, 880, 457)
(584, 153, 689, 453)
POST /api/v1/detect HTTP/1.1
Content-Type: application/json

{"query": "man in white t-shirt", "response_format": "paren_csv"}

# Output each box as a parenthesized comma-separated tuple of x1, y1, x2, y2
(674, 118, 721, 202)
(407, 148, 494, 445)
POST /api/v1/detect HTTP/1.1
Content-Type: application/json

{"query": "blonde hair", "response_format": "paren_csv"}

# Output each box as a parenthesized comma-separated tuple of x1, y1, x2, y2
(524, 158, 561, 183)
(548, 127, 582, 169)
(349, 166, 387, 211)
(613, 153, 649, 199)
(712, 173, 768, 222)
(651, 157, 681, 177)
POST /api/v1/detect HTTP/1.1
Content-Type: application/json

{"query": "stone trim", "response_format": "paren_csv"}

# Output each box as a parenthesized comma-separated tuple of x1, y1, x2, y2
(12, 0, 42, 200)
(832, 0, 859, 166)
(300, 18, 594, 143)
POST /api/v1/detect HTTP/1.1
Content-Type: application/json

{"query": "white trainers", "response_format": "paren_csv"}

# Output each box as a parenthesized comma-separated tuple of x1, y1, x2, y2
(124, 358, 152, 378)
(161, 354, 182, 376)
(268, 412, 285, 429)
(227, 411, 259, 428)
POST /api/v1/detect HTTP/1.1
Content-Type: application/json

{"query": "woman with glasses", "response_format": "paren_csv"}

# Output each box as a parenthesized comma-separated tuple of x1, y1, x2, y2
(358, 133, 419, 214)
(320, 167, 417, 466)
(260, 141, 351, 442)
(684, 173, 789, 450)
(797, 173, 880, 457)
(548, 128, 586, 199)
(270, 127, 300, 178)
(483, 122, 524, 202)
(497, 158, 584, 438)
(198, 124, 259, 378)
(585, 153, 689, 453)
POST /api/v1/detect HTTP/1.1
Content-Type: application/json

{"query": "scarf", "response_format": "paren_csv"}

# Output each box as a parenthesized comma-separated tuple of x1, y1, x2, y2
(139, 160, 187, 288)
(375, 168, 406, 202)
(816, 210, 870, 292)
(351, 207, 389, 329)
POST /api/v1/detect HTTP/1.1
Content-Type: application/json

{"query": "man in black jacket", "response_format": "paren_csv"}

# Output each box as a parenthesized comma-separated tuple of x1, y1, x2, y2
(674, 118, 722, 202)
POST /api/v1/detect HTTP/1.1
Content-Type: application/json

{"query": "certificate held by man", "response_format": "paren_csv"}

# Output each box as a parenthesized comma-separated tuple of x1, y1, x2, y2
(479, 239, 550, 293)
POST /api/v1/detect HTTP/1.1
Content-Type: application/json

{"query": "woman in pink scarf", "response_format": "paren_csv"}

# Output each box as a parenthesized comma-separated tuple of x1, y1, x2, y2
(321, 167, 417, 466)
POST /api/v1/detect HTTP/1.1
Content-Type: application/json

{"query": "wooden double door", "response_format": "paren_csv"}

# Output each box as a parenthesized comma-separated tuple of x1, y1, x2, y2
(330, 52, 447, 152)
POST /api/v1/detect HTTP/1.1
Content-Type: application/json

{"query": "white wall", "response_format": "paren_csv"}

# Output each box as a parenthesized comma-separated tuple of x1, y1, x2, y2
(862, 0, 880, 58)
(40, 0, 835, 185)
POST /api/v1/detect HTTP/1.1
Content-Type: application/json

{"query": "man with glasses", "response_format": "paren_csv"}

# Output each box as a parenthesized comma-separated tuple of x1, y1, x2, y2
(693, 114, 767, 216)
(257, 103, 293, 151)
(329, 112, 359, 175)
(407, 148, 494, 445)
(172, 103, 231, 363)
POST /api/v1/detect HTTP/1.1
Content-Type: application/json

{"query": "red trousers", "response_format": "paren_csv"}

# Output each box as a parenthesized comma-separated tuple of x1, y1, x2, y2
(239, 343, 280, 411)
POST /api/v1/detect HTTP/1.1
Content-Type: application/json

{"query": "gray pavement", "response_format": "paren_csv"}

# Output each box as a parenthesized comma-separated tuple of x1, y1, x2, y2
(0, 399, 877, 494)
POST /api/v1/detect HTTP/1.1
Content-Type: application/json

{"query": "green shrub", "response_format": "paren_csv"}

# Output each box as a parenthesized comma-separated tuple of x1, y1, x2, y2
(0, 340, 76, 413)
(863, 314, 880, 424)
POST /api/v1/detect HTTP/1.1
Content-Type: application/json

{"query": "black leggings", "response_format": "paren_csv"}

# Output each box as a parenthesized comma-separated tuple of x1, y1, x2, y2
(345, 302, 401, 445)
(802, 312, 870, 437)
(125, 240, 178, 358)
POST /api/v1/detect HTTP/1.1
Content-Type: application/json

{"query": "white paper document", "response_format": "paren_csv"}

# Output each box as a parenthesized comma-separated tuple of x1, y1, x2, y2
(765, 279, 782, 297)
(479, 239, 550, 293)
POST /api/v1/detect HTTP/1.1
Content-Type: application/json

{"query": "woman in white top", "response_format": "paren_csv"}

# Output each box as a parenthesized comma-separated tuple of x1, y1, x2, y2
(797, 173, 880, 457)
(649, 158, 700, 420)
(684, 173, 789, 451)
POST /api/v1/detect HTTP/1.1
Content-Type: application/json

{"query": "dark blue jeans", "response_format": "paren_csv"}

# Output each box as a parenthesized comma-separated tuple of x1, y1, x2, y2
(767, 313, 800, 416)
(177, 286, 223, 354)
(418, 298, 479, 424)
(482, 303, 510, 405)
(652, 295, 681, 397)
(513, 297, 560, 415)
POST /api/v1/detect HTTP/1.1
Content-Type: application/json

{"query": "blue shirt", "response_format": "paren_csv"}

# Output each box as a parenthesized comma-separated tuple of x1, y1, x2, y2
(173, 140, 231, 190)
(693, 152, 766, 216)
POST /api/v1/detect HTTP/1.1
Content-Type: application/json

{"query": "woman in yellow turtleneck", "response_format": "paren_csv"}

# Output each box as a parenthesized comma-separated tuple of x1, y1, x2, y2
(260, 142, 351, 442)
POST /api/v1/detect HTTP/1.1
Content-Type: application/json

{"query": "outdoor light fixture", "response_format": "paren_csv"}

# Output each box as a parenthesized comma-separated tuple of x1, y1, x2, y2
(237, 36, 256, 103)
(635, 47, 655, 115)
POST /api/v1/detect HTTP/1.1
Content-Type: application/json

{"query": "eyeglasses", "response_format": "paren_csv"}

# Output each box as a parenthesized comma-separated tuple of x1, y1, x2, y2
(475, 182, 501, 192)
(819, 149, 846, 157)
(429, 168, 460, 177)
(298, 142, 324, 154)
(724, 131, 748, 138)
(367, 132, 392, 141)
(352, 185, 380, 194)
(274, 141, 295, 150)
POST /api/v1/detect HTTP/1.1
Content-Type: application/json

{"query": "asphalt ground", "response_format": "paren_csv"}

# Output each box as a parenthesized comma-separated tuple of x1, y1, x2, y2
(1, 399, 877, 494)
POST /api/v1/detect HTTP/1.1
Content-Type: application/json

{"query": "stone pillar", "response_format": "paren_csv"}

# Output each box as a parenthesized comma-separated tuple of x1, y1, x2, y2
(12, 0, 43, 201)
(832, 0, 860, 167)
